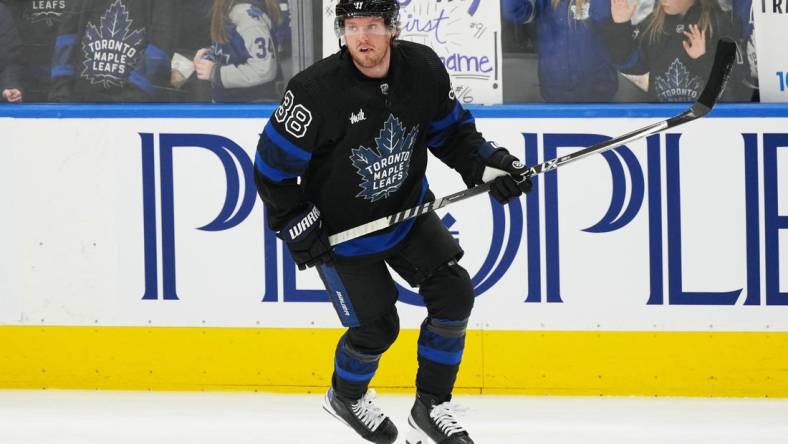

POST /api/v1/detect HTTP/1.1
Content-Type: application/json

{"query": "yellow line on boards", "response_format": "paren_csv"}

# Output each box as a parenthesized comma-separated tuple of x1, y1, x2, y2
(0, 327, 786, 397)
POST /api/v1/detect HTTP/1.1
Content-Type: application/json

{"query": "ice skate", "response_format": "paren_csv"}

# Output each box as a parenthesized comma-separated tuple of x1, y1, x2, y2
(406, 393, 474, 444)
(322, 387, 398, 444)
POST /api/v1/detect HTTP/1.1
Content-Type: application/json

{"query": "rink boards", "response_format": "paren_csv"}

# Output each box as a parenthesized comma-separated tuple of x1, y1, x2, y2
(1, 104, 787, 396)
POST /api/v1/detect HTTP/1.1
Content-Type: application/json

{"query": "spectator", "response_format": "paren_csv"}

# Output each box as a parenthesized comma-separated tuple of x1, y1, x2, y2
(193, 0, 282, 102)
(49, 0, 175, 102)
(731, 0, 757, 100)
(603, 0, 740, 102)
(170, 0, 214, 102)
(1, 1, 23, 103)
(271, 0, 291, 58)
(5, 0, 74, 102)
(501, 0, 619, 102)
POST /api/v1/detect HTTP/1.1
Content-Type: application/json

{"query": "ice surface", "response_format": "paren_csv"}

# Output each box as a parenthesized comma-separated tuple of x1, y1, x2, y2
(1, 390, 787, 443)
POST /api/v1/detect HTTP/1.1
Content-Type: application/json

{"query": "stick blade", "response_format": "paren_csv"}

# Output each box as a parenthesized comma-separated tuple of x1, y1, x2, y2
(694, 38, 737, 114)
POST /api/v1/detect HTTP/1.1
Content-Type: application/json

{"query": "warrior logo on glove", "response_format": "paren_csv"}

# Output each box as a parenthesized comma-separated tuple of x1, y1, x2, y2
(287, 206, 321, 241)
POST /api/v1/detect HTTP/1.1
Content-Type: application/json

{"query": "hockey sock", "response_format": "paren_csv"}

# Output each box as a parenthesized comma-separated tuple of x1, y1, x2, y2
(416, 317, 468, 399)
(332, 334, 382, 400)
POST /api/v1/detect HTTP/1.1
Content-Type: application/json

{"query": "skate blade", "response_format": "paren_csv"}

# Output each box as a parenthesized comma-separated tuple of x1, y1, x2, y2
(405, 428, 431, 444)
(322, 394, 353, 430)
(405, 415, 434, 444)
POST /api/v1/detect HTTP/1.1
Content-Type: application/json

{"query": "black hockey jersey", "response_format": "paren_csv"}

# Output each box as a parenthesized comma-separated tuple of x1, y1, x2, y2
(0, 2, 22, 93)
(5, 0, 74, 101)
(49, 0, 174, 102)
(254, 41, 487, 258)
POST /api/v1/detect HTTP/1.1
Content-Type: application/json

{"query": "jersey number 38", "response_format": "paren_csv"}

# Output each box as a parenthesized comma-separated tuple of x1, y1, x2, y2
(274, 90, 313, 139)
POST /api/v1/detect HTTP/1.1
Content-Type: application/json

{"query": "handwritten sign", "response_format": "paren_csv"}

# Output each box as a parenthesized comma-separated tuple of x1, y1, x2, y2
(322, 0, 503, 104)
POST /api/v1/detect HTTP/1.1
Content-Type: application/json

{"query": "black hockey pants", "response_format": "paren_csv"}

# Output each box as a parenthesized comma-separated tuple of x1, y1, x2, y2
(316, 212, 475, 400)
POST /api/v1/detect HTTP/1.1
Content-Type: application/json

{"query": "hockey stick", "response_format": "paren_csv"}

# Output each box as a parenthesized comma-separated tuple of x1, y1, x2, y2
(328, 38, 737, 247)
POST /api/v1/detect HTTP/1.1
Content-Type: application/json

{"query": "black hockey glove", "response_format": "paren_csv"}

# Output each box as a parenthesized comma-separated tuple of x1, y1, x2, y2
(279, 204, 334, 270)
(475, 142, 533, 205)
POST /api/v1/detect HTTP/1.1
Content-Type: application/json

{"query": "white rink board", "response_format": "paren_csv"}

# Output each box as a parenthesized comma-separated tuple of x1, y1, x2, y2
(1, 115, 787, 331)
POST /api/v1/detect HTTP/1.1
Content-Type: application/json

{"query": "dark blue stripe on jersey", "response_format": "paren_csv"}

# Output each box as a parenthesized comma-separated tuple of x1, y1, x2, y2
(427, 101, 467, 148)
(128, 70, 154, 94)
(51, 34, 77, 78)
(263, 123, 312, 161)
(477, 141, 498, 160)
(129, 44, 169, 95)
(334, 179, 428, 257)
(334, 338, 378, 383)
(256, 123, 311, 181)
(426, 114, 474, 148)
(254, 151, 296, 182)
(51, 65, 75, 77)
(55, 34, 77, 46)
(319, 265, 360, 327)
(430, 100, 463, 133)
(220, 28, 253, 65)
(427, 131, 449, 149)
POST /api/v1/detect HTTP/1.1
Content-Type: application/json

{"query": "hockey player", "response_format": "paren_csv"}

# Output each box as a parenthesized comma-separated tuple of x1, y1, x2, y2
(254, 1, 532, 443)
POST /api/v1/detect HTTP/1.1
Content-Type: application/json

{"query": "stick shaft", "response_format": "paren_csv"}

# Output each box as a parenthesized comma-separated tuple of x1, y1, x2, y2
(328, 39, 736, 247)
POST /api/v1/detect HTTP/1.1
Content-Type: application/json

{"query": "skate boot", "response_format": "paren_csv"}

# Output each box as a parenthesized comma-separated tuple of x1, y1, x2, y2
(406, 393, 474, 444)
(322, 387, 398, 444)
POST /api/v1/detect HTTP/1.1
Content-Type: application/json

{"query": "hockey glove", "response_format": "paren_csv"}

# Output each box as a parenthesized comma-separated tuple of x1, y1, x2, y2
(279, 204, 334, 270)
(476, 142, 533, 204)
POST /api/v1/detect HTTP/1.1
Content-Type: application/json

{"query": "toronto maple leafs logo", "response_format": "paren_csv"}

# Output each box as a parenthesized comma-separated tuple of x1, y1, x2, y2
(81, 0, 145, 88)
(653, 59, 702, 102)
(350, 114, 419, 202)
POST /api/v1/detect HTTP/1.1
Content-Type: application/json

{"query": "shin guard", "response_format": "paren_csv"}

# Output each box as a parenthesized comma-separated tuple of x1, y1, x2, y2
(416, 317, 468, 400)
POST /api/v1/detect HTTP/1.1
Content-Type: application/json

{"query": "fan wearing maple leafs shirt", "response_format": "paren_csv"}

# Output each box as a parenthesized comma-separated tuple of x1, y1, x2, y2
(49, 0, 175, 102)
(600, 0, 739, 102)
(0, 2, 23, 103)
(2, 0, 75, 102)
(253, 2, 532, 443)
(192, 0, 283, 102)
